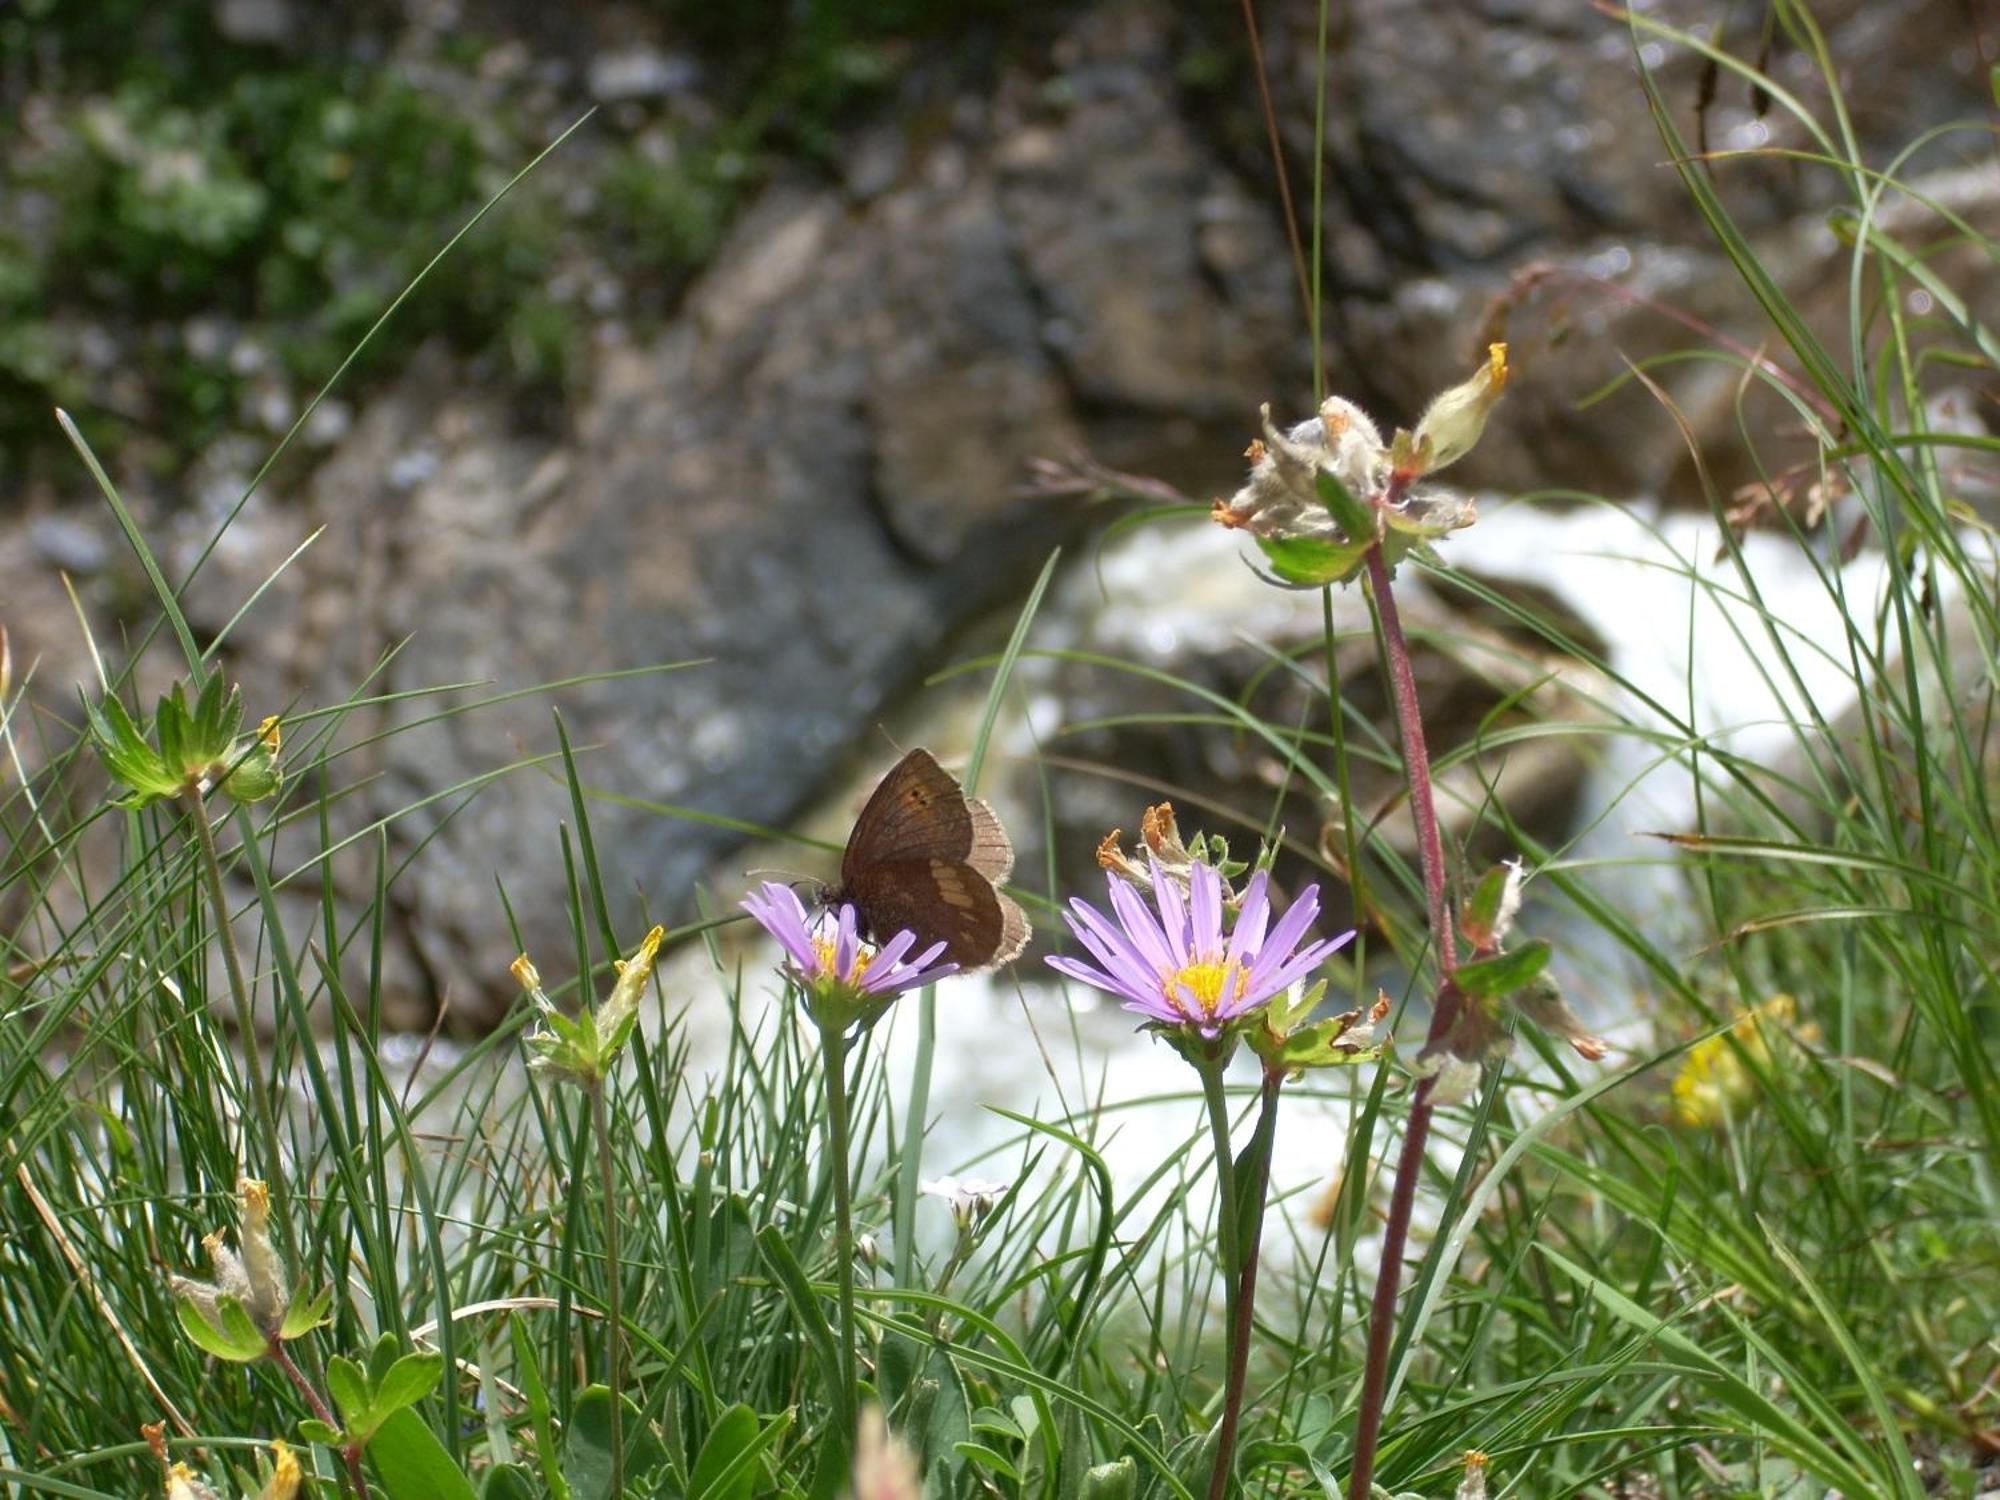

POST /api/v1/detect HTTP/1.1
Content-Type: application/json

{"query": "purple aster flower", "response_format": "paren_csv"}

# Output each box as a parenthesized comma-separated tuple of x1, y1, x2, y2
(1046, 858, 1351, 1037)
(742, 882, 957, 1007)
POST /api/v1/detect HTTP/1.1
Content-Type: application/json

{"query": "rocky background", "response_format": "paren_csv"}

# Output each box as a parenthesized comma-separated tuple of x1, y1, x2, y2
(2, 0, 1993, 1025)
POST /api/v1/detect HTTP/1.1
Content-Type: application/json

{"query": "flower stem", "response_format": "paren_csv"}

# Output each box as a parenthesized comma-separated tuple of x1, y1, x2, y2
(1208, 1065, 1284, 1500)
(590, 1082, 625, 1500)
(1362, 547, 1455, 980)
(184, 782, 287, 1218)
(270, 1341, 370, 1500)
(1195, 1055, 1242, 1498)
(1346, 545, 1464, 1500)
(819, 1024, 861, 1435)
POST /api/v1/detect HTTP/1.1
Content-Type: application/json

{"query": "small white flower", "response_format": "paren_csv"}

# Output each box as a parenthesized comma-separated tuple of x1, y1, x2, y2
(919, 1174, 1010, 1231)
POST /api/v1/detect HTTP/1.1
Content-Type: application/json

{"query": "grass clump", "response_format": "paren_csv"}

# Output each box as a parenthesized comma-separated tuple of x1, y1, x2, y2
(1, 3, 1996, 1498)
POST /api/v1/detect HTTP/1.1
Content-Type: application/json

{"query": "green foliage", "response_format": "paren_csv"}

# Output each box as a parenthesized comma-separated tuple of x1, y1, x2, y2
(0, 0, 1058, 488)
(1, 5, 1995, 1499)
(84, 673, 279, 806)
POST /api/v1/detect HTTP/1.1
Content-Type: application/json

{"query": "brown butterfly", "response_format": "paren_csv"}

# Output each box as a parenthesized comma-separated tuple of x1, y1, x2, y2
(823, 748, 1029, 971)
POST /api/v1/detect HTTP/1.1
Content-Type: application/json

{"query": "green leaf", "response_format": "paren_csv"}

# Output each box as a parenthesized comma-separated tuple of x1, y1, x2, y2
(176, 1295, 267, 1362)
(374, 1352, 446, 1418)
(1453, 939, 1552, 1000)
(689, 1404, 773, 1500)
(953, 1442, 1021, 1480)
(1313, 468, 1376, 541)
(1252, 534, 1370, 588)
(297, 1419, 345, 1447)
(561, 1385, 663, 1500)
(279, 1283, 334, 1341)
(366, 1331, 404, 1390)
(479, 1464, 537, 1500)
(367, 1407, 478, 1500)
(327, 1356, 373, 1430)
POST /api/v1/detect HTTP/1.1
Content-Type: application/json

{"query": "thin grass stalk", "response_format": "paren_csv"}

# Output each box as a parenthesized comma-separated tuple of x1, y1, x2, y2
(183, 780, 289, 1235)
(590, 1081, 625, 1499)
(1346, 543, 1464, 1500)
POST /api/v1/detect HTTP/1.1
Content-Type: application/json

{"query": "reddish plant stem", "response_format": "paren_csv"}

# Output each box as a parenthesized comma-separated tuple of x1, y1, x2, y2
(1346, 544, 1464, 1500)
(270, 1341, 370, 1500)
(1361, 547, 1455, 981)
(1206, 1066, 1284, 1500)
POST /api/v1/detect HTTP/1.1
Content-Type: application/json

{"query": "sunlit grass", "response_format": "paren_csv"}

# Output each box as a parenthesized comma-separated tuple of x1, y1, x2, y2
(2, 3, 1995, 1497)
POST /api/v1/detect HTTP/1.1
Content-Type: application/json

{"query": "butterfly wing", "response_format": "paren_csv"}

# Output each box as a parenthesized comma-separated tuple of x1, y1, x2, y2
(845, 857, 1031, 970)
(841, 749, 975, 876)
(838, 748, 1026, 969)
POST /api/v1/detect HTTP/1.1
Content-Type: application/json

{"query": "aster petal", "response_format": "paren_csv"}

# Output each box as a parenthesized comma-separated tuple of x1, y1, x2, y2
(1224, 869, 1271, 973)
(1066, 896, 1164, 996)
(1116, 993, 1184, 1025)
(1244, 883, 1324, 993)
(1048, 954, 1153, 1010)
(869, 954, 958, 996)
(834, 905, 860, 982)
(1249, 930, 1354, 1001)
(1189, 860, 1224, 957)
(1149, 858, 1191, 965)
(743, 882, 818, 971)
(871, 928, 917, 974)
(893, 957, 960, 991)
(1105, 878, 1178, 976)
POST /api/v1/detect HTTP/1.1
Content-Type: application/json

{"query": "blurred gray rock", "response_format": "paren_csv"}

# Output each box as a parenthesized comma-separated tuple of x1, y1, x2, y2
(2, 0, 1985, 1027)
(1217, 0, 1996, 503)
(134, 3, 1298, 1024)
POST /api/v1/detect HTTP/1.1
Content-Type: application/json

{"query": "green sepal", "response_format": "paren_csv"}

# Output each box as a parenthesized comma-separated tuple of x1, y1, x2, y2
(1314, 467, 1377, 542)
(85, 692, 180, 806)
(1250, 1013, 1385, 1074)
(1459, 863, 1521, 950)
(1145, 1021, 1237, 1072)
(1382, 502, 1464, 537)
(223, 740, 282, 803)
(1261, 977, 1326, 1038)
(1252, 534, 1371, 588)
(155, 685, 191, 782)
(1453, 939, 1552, 1000)
(279, 1283, 333, 1341)
(177, 1293, 268, 1362)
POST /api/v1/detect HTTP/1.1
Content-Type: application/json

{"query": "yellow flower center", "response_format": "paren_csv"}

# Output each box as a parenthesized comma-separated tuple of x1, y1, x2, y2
(814, 936, 871, 983)
(1166, 959, 1247, 1019)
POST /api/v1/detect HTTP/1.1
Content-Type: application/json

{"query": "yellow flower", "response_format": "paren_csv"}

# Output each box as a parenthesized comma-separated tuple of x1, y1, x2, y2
(166, 1463, 221, 1500)
(1672, 994, 1799, 1127)
(256, 1440, 301, 1500)
(1408, 343, 1509, 476)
